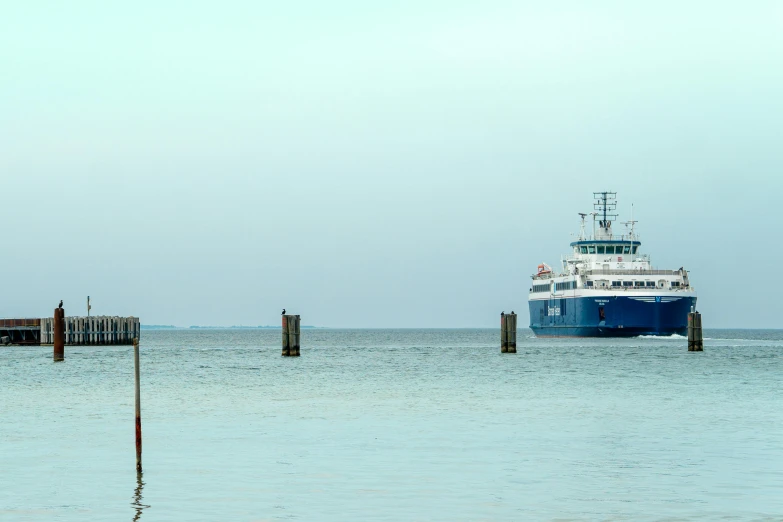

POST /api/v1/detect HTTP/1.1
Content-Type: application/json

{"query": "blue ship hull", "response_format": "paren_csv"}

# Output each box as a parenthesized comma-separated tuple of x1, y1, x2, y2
(529, 295, 697, 337)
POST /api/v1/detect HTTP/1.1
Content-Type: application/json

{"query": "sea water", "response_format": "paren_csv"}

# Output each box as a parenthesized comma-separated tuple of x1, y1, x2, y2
(1, 329, 782, 521)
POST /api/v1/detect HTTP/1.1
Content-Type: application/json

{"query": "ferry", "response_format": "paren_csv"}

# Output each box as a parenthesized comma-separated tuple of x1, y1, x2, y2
(529, 192, 696, 337)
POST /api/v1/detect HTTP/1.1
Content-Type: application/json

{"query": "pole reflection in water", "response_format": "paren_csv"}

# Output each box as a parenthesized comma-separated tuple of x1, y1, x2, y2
(131, 471, 149, 521)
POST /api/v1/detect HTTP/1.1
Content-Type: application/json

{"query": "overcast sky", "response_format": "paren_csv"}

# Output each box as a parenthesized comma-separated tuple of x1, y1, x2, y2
(2, 1, 781, 327)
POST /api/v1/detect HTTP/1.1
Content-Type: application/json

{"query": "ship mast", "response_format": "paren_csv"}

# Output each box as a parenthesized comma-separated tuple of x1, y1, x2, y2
(622, 204, 638, 258)
(593, 191, 617, 240)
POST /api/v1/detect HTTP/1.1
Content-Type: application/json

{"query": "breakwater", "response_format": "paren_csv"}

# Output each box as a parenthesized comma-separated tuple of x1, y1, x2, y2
(1, 316, 140, 345)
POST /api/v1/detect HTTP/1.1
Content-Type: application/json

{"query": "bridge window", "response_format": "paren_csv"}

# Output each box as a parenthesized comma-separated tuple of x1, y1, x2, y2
(671, 281, 681, 288)
(588, 245, 596, 254)
(586, 281, 594, 287)
(623, 281, 633, 287)
(632, 246, 638, 254)
(623, 245, 631, 254)
(555, 281, 577, 291)
(646, 281, 655, 287)
(533, 284, 550, 293)
(580, 246, 587, 254)
(597, 245, 605, 254)
(634, 281, 644, 287)
(612, 281, 621, 287)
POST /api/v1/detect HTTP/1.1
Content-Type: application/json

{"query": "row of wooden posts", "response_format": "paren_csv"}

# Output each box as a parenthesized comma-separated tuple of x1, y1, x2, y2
(282, 311, 707, 355)
(42, 312, 140, 345)
(42, 309, 704, 359)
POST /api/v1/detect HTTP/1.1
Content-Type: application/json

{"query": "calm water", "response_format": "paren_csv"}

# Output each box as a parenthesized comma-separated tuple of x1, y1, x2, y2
(2, 329, 782, 521)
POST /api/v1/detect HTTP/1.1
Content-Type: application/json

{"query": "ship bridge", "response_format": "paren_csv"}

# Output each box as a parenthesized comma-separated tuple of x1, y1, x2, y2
(569, 240, 641, 256)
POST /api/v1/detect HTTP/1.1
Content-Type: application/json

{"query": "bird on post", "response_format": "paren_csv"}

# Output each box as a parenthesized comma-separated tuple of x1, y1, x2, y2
(58, 300, 63, 309)
(501, 311, 505, 316)
(281, 308, 286, 315)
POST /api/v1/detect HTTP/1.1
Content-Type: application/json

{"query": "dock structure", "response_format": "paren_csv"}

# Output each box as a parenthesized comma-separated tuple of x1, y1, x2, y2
(0, 316, 140, 346)
(0, 318, 41, 345)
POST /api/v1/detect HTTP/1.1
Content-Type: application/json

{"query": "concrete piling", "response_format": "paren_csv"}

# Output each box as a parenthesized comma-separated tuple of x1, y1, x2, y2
(501, 312, 517, 354)
(688, 310, 703, 351)
(53, 308, 65, 361)
(134, 337, 142, 472)
(282, 314, 301, 356)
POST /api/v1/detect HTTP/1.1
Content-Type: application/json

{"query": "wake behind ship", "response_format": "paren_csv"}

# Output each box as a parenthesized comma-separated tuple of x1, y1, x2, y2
(529, 192, 697, 337)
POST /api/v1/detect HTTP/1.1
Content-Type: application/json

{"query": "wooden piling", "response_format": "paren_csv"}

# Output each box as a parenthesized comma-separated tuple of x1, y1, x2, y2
(501, 312, 517, 354)
(53, 308, 65, 361)
(134, 337, 142, 472)
(282, 315, 301, 356)
(688, 311, 703, 351)
(282, 315, 290, 356)
(507, 313, 517, 353)
(500, 313, 508, 353)
(292, 315, 301, 356)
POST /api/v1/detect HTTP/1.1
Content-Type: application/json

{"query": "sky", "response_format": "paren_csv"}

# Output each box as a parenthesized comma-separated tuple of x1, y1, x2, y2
(1, 1, 782, 328)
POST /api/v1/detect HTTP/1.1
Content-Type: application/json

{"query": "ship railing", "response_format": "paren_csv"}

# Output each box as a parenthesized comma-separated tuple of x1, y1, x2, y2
(582, 233, 642, 242)
(583, 269, 682, 276)
(563, 253, 651, 262)
(529, 285, 693, 293)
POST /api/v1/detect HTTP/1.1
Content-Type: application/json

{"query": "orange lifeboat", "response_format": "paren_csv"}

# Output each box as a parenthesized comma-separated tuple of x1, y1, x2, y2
(536, 263, 552, 276)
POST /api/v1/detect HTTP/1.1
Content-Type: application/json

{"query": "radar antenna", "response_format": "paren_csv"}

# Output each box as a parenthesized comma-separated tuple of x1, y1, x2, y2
(577, 213, 587, 240)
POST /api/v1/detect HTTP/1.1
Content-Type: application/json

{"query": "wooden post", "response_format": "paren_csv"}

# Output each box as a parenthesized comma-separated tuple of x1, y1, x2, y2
(282, 315, 301, 356)
(688, 311, 703, 351)
(282, 315, 290, 356)
(500, 313, 508, 353)
(287, 316, 296, 356)
(53, 308, 65, 361)
(507, 313, 517, 353)
(134, 337, 142, 472)
(292, 315, 301, 356)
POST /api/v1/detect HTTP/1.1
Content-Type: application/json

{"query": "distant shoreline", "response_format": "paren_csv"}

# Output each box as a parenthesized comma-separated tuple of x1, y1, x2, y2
(141, 325, 321, 330)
